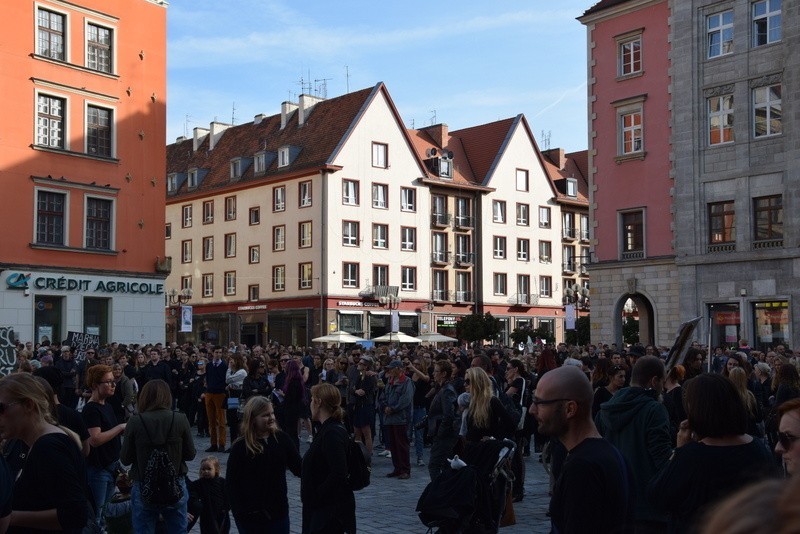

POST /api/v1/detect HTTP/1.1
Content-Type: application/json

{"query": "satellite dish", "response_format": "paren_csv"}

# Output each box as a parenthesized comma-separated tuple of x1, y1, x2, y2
(426, 148, 438, 158)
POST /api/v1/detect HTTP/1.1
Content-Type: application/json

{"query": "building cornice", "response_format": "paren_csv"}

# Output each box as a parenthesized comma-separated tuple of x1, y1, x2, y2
(578, 0, 664, 25)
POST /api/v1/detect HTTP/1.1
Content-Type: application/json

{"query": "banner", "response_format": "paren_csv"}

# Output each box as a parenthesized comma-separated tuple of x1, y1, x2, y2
(64, 331, 100, 361)
(565, 304, 576, 330)
(0, 327, 17, 376)
(180, 305, 193, 333)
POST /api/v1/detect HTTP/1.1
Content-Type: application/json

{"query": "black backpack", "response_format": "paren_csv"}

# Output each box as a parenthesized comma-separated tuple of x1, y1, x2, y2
(347, 438, 371, 491)
(139, 412, 183, 506)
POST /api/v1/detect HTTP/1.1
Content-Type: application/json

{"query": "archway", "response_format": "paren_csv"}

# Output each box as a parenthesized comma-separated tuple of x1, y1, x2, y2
(613, 293, 655, 347)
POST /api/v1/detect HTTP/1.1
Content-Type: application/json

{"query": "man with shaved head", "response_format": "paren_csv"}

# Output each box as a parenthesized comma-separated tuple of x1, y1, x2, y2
(531, 366, 633, 533)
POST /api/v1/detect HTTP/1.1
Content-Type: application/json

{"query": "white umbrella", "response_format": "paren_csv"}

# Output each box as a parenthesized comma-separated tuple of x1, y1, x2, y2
(416, 332, 458, 343)
(312, 331, 365, 344)
(371, 331, 422, 343)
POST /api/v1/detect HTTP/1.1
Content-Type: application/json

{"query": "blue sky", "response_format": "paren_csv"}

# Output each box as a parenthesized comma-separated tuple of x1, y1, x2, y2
(167, 0, 590, 152)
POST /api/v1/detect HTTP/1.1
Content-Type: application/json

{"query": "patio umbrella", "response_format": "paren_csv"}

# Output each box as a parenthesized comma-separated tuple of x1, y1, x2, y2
(416, 332, 458, 343)
(311, 330, 365, 344)
(370, 331, 423, 344)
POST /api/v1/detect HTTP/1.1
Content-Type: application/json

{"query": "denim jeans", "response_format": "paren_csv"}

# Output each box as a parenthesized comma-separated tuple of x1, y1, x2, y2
(130, 478, 189, 534)
(410, 407, 427, 461)
(87, 462, 118, 526)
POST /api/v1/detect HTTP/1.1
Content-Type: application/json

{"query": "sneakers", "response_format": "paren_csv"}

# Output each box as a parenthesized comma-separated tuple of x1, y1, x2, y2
(380, 450, 392, 458)
(417, 458, 425, 467)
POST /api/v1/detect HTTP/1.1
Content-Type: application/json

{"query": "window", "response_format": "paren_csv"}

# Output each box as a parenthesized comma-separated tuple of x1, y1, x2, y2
(254, 152, 266, 174)
(224, 233, 236, 258)
(621, 211, 644, 256)
(224, 196, 236, 220)
(753, 0, 781, 47)
(202, 274, 213, 297)
(202, 200, 214, 223)
(181, 276, 192, 290)
(278, 147, 290, 168)
(202, 236, 213, 261)
(753, 85, 782, 137)
(455, 198, 472, 228)
(372, 183, 388, 209)
(580, 214, 590, 241)
(273, 266, 285, 291)
(401, 227, 416, 251)
(432, 270, 448, 300)
(455, 234, 472, 265)
(224, 271, 236, 296)
(343, 180, 359, 205)
(299, 263, 313, 289)
(373, 265, 388, 286)
(401, 187, 416, 212)
(249, 285, 259, 302)
(493, 201, 506, 223)
(299, 181, 312, 207)
(518, 275, 531, 303)
(273, 225, 285, 251)
(273, 186, 286, 212)
(36, 190, 65, 245)
(187, 169, 198, 189)
(516, 203, 530, 226)
(493, 273, 507, 296)
(87, 105, 112, 157)
(181, 240, 192, 263)
(432, 195, 448, 225)
(456, 272, 471, 302)
(516, 169, 529, 192)
(372, 142, 388, 168)
(563, 245, 576, 272)
(563, 212, 576, 239)
(753, 195, 782, 240)
(343, 221, 359, 246)
(517, 238, 530, 261)
(493, 236, 507, 259)
(620, 110, 643, 154)
(182, 205, 192, 228)
(230, 159, 242, 179)
(249, 245, 260, 264)
(167, 174, 177, 193)
(37, 8, 65, 60)
(249, 207, 260, 225)
(343, 263, 359, 288)
(539, 240, 552, 262)
(709, 201, 736, 244)
(432, 232, 448, 262)
(539, 206, 551, 228)
(566, 178, 578, 197)
(299, 221, 312, 248)
(87, 23, 112, 73)
(437, 158, 453, 178)
(372, 224, 388, 249)
(708, 10, 734, 58)
(619, 36, 642, 76)
(165, 223, 171, 239)
(709, 94, 734, 145)
(36, 94, 65, 148)
(401, 267, 416, 291)
(539, 276, 552, 298)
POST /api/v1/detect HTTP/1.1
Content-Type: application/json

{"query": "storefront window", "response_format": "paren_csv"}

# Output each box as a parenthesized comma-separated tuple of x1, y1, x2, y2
(339, 313, 363, 336)
(753, 301, 789, 351)
(369, 313, 389, 339)
(399, 314, 419, 336)
(34, 296, 63, 344)
(83, 297, 109, 345)
(709, 303, 740, 349)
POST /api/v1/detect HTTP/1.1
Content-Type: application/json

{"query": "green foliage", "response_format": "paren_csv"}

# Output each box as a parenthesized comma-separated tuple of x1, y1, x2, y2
(456, 312, 501, 344)
(622, 316, 640, 344)
(510, 324, 554, 346)
(565, 315, 591, 345)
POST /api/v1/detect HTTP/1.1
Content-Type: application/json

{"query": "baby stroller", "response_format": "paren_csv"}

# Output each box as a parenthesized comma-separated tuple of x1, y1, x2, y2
(417, 438, 516, 534)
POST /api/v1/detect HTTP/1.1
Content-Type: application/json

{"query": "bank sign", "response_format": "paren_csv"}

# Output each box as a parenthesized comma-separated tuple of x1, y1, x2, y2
(5, 272, 163, 295)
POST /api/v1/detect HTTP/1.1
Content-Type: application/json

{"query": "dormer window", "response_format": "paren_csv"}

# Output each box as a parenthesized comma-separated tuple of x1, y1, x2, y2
(254, 152, 266, 174)
(187, 169, 198, 189)
(230, 158, 242, 179)
(278, 147, 290, 168)
(566, 178, 577, 197)
(167, 173, 177, 193)
(438, 158, 452, 178)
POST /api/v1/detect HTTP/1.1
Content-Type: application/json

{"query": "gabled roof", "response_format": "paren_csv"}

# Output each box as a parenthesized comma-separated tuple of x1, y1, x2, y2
(450, 118, 516, 185)
(542, 149, 590, 207)
(406, 127, 481, 188)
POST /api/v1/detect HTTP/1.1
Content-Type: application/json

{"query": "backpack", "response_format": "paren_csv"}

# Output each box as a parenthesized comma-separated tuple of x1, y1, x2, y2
(139, 412, 183, 507)
(347, 437, 371, 491)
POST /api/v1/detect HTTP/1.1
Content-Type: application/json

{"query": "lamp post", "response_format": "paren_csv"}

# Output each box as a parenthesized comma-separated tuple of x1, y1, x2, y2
(167, 287, 193, 307)
(379, 294, 402, 339)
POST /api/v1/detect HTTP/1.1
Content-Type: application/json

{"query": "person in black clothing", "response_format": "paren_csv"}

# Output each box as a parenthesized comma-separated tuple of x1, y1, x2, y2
(241, 358, 272, 403)
(301, 383, 355, 534)
(54, 346, 79, 409)
(226, 396, 301, 534)
(188, 456, 230, 534)
(139, 348, 172, 389)
(176, 349, 197, 418)
(427, 360, 459, 481)
(463, 367, 516, 446)
(33, 367, 91, 456)
(193, 360, 209, 437)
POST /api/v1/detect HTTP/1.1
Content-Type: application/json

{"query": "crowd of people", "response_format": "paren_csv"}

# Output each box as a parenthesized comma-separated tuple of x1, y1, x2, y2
(0, 336, 798, 533)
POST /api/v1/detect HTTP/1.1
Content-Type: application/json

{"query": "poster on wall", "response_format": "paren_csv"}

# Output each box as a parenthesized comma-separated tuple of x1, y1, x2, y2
(37, 325, 53, 344)
(180, 305, 193, 333)
(64, 331, 100, 360)
(0, 327, 17, 376)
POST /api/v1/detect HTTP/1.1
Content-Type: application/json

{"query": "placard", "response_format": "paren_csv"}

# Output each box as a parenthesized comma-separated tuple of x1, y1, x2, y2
(64, 331, 100, 360)
(0, 327, 17, 376)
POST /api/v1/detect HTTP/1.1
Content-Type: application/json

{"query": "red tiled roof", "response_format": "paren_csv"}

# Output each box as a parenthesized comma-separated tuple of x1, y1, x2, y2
(450, 118, 516, 185)
(542, 149, 589, 206)
(406, 127, 480, 187)
(582, 0, 632, 17)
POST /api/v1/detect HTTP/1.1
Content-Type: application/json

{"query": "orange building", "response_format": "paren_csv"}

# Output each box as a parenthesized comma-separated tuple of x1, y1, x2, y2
(0, 0, 168, 346)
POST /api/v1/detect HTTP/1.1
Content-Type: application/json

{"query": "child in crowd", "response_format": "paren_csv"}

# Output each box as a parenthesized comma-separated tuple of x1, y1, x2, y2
(188, 456, 230, 534)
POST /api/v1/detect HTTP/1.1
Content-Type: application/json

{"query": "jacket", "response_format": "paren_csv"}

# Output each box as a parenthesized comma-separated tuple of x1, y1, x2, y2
(120, 409, 196, 481)
(384, 374, 414, 425)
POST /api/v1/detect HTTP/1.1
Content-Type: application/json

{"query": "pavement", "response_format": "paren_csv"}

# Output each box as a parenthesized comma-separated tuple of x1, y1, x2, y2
(187, 429, 552, 533)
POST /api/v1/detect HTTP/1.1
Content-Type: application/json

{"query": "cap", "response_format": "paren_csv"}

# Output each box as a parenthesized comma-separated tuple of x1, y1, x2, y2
(386, 360, 404, 370)
(359, 355, 374, 364)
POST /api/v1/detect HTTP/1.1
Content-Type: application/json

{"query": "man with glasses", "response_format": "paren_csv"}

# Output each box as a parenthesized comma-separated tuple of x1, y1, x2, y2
(531, 365, 633, 533)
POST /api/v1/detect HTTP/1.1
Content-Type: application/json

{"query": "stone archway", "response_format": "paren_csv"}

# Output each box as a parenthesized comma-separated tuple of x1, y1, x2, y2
(613, 292, 656, 347)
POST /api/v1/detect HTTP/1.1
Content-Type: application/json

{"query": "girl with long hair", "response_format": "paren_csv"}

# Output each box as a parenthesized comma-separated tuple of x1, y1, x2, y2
(463, 367, 515, 446)
(282, 360, 306, 450)
(728, 367, 763, 438)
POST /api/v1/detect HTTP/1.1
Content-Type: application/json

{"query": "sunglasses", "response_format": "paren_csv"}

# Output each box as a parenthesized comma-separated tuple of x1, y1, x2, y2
(280, 359, 289, 363)
(531, 397, 572, 406)
(777, 432, 799, 450)
(0, 401, 21, 415)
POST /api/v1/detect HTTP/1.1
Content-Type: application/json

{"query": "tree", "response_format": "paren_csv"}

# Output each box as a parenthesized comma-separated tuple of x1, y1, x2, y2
(456, 312, 501, 345)
(622, 316, 640, 344)
(565, 315, 591, 346)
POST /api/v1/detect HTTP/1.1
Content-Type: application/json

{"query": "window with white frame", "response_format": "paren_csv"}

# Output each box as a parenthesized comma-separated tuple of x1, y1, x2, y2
(493, 200, 506, 223)
(299, 221, 312, 248)
(401, 187, 416, 211)
(563, 245, 576, 272)
(432, 270, 447, 300)
(202, 236, 213, 261)
(37, 8, 65, 60)
(342, 221, 359, 246)
(493, 236, 507, 259)
(249, 245, 260, 264)
(230, 159, 242, 179)
(299, 263, 313, 289)
(493, 273, 507, 296)
(518, 275, 531, 303)
(709, 94, 734, 145)
(36, 94, 65, 149)
(167, 174, 177, 193)
(343, 180, 359, 205)
(273, 225, 285, 251)
(456, 272, 471, 302)
(539, 276, 552, 298)
(400, 227, 416, 251)
(432, 232, 448, 262)
(516, 203, 530, 226)
(87, 23, 112, 73)
(249, 207, 260, 225)
(753, 84, 782, 137)
(456, 234, 472, 264)
(224, 271, 236, 296)
(563, 212, 576, 239)
(278, 147, 290, 168)
(181, 240, 192, 263)
(343, 263, 359, 288)
(517, 238, 530, 261)
(455, 198, 472, 227)
(273, 186, 285, 212)
(372, 183, 388, 209)
(165, 223, 171, 239)
(752, 0, 781, 47)
(621, 210, 644, 255)
(618, 35, 642, 76)
(181, 276, 191, 290)
(249, 285, 259, 302)
(202, 274, 213, 297)
(539, 206, 551, 228)
(299, 181, 312, 207)
(580, 214, 590, 240)
(372, 142, 388, 168)
(373, 224, 388, 249)
(225, 196, 236, 220)
(620, 110, 643, 155)
(539, 240, 552, 262)
(566, 178, 578, 197)
(85, 197, 112, 250)
(36, 190, 66, 245)
(401, 266, 416, 291)
(187, 169, 198, 189)
(254, 152, 266, 174)
(224, 233, 236, 258)
(373, 265, 388, 286)
(273, 266, 285, 291)
(516, 169, 529, 192)
(182, 205, 192, 228)
(202, 200, 213, 223)
(87, 105, 112, 157)
(707, 10, 734, 58)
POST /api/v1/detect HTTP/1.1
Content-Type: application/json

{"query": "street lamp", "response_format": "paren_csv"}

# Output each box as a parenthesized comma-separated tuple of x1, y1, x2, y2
(167, 287, 193, 306)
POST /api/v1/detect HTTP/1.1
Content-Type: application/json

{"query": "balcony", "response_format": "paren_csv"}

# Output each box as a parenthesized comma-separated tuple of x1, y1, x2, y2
(431, 251, 452, 265)
(511, 293, 538, 306)
(562, 261, 576, 273)
(752, 239, 783, 250)
(621, 250, 644, 260)
(580, 229, 590, 242)
(454, 214, 475, 229)
(707, 243, 735, 253)
(431, 289, 453, 302)
(431, 212, 452, 227)
(562, 226, 577, 240)
(454, 290, 474, 303)
(454, 252, 475, 266)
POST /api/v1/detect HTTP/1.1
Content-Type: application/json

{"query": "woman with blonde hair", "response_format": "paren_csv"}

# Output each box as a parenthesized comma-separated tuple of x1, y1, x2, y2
(728, 367, 764, 438)
(0, 372, 88, 532)
(463, 367, 515, 446)
(226, 396, 301, 534)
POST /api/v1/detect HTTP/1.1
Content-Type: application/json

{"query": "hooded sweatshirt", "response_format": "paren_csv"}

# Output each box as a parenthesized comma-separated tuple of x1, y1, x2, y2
(595, 387, 671, 524)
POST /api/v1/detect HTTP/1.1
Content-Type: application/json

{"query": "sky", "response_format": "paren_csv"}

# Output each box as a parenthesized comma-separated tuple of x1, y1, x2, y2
(166, 0, 591, 153)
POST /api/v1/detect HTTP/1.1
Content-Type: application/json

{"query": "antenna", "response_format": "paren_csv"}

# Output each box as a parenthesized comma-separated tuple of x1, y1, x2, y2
(429, 109, 437, 126)
(231, 102, 236, 125)
(345, 65, 350, 93)
(541, 130, 551, 151)
(314, 78, 332, 98)
(410, 118, 415, 129)
(183, 114, 197, 137)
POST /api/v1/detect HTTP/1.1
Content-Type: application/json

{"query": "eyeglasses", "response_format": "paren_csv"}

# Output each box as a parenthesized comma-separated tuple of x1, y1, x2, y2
(86, 351, 96, 355)
(0, 401, 21, 415)
(98, 381, 116, 387)
(280, 359, 289, 363)
(777, 432, 799, 450)
(531, 397, 572, 406)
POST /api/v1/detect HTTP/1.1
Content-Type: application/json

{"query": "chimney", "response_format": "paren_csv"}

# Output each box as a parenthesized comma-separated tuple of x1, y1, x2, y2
(298, 94, 325, 126)
(208, 121, 231, 151)
(192, 127, 209, 152)
(543, 148, 566, 170)
(175, 136, 187, 144)
(426, 124, 448, 148)
(280, 101, 298, 129)
(253, 113, 266, 125)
